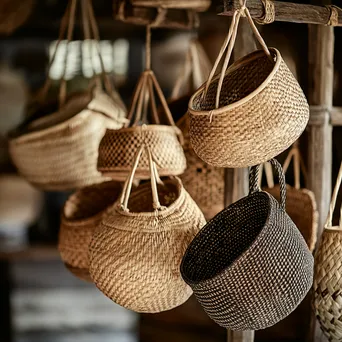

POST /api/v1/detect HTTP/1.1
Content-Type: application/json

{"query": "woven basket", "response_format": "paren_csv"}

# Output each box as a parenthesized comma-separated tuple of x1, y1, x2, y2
(262, 144, 318, 251)
(188, 7, 309, 168)
(59, 180, 122, 282)
(130, 0, 211, 12)
(314, 163, 342, 341)
(90, 144, 205, 313)
(181, 158, 313, 331)
(0, 0, 35, 35)
(98, 68, 186, 181)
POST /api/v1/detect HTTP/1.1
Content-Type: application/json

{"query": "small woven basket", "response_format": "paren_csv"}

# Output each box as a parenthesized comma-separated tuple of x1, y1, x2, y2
(130, 0, 211, 12)
(188, 5, 309, 168)
(59, 180, 122, 282)
(262, 144, 318, 251)
(0, 0, 35, 35)
(181, 159, 313, 331)
(90, 144, 205, 313)
(314, 163, 342, 341)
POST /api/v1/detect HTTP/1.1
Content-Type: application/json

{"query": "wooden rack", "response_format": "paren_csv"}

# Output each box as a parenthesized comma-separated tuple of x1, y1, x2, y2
(220, 1, 339, 342)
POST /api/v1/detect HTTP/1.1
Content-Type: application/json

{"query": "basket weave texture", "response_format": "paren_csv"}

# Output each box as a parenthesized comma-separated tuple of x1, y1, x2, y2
(130, 0, 211, 12)
(59, 181, 122, 281)
(314, 163, 342, 341)
(181, 159, 313, 330)
(90, 145, 205, 313)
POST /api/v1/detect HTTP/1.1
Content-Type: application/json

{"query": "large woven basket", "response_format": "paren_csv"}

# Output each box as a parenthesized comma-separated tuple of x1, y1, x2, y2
(181, 159, 313, 331)
(0, 0, 35, 35)
(314, 163, 342, 341)
(130, 0, 211, 12)
(188, 6, 309, 168)
(90, 144, 205, 313)
(59, 180, 122, 282)
(262, 144, 318, 251)
(98, 67, 186, 181)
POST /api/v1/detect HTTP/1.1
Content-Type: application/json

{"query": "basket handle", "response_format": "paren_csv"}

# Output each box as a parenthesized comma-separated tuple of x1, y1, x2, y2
(120, 132, 165, 213)
(203, 0, 272, 110)
(325, 162, 342, 229)
(250, 158, 286, 210)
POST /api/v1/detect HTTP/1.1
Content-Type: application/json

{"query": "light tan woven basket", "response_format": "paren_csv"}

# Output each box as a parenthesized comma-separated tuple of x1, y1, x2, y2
(90, 143, 205, 313)
(0, 0, 35, 35)
(262, 143, 318, 251)
(59, 180, 122, 282)
(9, 0, 127, 191)
(97, 27, 186, 181)
(314, 162, 342, 341)
(130, 0, 211, 12)
(188, 3, 309, 168)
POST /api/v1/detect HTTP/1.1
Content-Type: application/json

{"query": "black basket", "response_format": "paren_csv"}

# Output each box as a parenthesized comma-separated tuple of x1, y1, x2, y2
(180, 159, 313, 331)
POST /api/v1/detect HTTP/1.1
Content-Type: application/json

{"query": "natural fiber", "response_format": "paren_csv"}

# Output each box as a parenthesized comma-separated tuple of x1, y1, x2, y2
(59, 180, 122, 282)
(9, 0, 127, 190)
(0, 0, 35, 35)
(262, 144, 318, 251)
(188, 2, 309, 168)
(130, 0, 211, 12)
(181, 159, 313, 331)
(314, 162, 342, 341)
(98, 27, 186, 181)
(90, 144, 205, 313)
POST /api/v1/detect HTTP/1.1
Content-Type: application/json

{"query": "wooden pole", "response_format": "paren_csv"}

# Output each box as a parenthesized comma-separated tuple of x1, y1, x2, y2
(220, 0, 342, 26)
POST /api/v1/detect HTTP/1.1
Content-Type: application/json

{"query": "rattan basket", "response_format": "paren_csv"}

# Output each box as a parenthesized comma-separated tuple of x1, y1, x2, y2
(262, 144, 318, 251)
(90, 143, 205, 313)
(130, 0, 211, 12)
(314, 163, 342, 341)
(9, 0, 127, 191)
(59, 180, 122, 282)
(181, 159, 313, 331)
(188, 5, 309, 168)
(0, 0, 35, 35)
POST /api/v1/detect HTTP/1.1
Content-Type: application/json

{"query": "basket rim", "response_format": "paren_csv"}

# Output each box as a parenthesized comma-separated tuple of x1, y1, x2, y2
(181, 191, 284, 286)
(103, 124, 182, 135)
(188, 48, 281, 117)
(323, 226, 342, 233)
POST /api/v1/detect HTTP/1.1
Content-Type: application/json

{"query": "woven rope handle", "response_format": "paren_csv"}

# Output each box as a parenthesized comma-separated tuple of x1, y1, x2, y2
(325, 162, 342, 229)
(258, 162, 275, 188)
(203, 0, 272, 110)
(250, 158, 286, 210)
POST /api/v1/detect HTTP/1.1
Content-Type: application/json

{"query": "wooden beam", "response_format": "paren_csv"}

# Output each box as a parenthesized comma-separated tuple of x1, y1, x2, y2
(331, 107, 342, 126)
(220, 0, 342, 26)
(227, 331, 255, 342)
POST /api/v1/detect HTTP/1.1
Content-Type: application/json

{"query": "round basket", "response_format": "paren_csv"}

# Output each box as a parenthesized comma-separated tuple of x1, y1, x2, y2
(181, 159, 313, 331)
(314, 163, 342, 341)
(98, 68, 186, 181)
(130, 0, 211, 12)
(188, 6, 309, 168)
(59, 180, 122, 282)
(90, 144, 205, 313)
(0, 0, 35, 35)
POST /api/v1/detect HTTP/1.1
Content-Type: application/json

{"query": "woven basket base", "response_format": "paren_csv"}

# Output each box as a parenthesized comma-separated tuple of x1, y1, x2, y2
(65, 263, 92, 283)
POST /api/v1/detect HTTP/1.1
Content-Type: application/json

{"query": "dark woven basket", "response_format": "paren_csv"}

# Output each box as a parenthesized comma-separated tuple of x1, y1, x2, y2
(180, 159, 313, 331)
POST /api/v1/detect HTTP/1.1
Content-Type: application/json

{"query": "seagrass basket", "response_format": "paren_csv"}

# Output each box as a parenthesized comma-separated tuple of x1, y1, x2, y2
(90, 144, 205, 313)
(188, 6, 309, 168)
(0, 0, 35, 35)
(314, 163, 342, 341)
(130, 0, 211, 12)
(181, 159, 313, 331)
(262, 144, 318, 251)
(59, 180, 122, 282)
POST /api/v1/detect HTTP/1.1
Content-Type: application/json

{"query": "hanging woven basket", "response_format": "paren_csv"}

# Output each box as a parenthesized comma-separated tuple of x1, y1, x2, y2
(59, 180, 122, 282)
(90, 143, 205, 313)
(262, 144, 318, 251)
(181, 159, 313, 331)
(9, 0, 127, 191)
(0, 0, 35, 35)
(130, 0, 211, 12)
(314, 163, 342, 341)
(188, 4, 309, 168)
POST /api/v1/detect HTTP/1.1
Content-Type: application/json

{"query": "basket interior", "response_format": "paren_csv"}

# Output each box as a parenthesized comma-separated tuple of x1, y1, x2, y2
(191, 52, 275, 111)
(64, 181, 121, 221)
(181, 193, 269, 283)
(127, 178, 180, 213)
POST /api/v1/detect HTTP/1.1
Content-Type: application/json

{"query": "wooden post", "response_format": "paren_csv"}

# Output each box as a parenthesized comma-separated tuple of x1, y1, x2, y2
(307, 9, 335, 342)
(224, 17, 254, 342)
